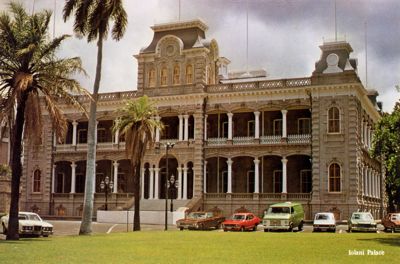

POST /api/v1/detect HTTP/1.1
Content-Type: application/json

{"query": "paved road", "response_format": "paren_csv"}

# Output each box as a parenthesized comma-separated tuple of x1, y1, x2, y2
(0, 221, 388, 239)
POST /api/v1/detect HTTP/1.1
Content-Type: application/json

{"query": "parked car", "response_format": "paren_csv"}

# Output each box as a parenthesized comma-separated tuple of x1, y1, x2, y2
(382, 212, 400, 233)
(222, 212, 260, 232)
(313, 212, 336, 232)
(348, 212, 377, 232)
(262, 202, 304, 232)
(176, 211, 225, 230)
(1, 212, 53, 237)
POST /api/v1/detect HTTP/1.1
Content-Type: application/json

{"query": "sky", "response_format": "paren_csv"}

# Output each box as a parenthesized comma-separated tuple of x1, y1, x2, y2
(1, 0, 400, 112)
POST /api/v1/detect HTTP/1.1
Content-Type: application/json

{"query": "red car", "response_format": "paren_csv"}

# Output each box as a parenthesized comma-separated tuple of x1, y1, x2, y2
(222, 212, 260, 232)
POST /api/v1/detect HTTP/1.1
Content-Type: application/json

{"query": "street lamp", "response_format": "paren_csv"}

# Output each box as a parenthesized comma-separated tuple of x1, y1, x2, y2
(100, 176, 113, 211)
(167, 174, 179, 212)
(163, 142, 175, 231)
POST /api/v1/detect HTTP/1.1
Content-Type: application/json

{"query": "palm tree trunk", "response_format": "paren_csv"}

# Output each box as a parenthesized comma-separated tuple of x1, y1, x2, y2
(133, 162, 141, 231)
(7, 91, 29, 240)
(79, 36, 103, 235)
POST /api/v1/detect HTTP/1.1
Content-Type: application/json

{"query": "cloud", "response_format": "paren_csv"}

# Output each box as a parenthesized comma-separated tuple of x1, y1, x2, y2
(1, 0, 399, 111)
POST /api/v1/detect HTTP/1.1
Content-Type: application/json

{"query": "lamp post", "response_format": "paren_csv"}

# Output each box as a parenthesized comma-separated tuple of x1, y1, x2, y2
(100, 176, 113, 211)
(167, 174, 179, 212)
(163, 142, 175, 231)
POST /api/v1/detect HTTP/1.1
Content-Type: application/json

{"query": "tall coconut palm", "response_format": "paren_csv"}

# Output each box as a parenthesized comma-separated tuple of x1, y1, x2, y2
(113, 96, 163, 231)
(63, 0, 127, 235)
(0, 2, 89, 240)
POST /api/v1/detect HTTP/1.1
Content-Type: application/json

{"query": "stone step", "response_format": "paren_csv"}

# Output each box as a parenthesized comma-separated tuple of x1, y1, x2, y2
(138, 199, 190, 211)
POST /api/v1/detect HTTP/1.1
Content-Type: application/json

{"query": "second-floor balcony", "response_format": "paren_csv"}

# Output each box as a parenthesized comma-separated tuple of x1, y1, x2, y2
(207, 134, 311, 146)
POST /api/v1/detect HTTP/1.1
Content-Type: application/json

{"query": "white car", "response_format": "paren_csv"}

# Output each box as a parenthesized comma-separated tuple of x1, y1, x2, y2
(1, 212, 53, 237)
(313, 212, 336, 232)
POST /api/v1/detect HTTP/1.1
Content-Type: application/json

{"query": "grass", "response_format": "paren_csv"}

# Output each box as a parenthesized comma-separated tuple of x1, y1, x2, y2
(1, 231, 399, 264)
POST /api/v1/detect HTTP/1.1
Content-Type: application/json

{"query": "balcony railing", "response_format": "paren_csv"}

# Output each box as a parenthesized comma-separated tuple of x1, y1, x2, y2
(260, 135, 281, 145)
(232, 136, 254, 145)
(204, 193, 311, 201)
(207, 137, 228, 146)
(287, 134, 311, 144)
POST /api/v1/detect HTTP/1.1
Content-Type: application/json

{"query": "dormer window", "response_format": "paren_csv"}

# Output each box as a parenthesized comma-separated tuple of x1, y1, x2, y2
(173, 65, 180, 85)
(161, 67, 168, 86)
(148, 68, 156, 87)
(186, 65, 193, 84)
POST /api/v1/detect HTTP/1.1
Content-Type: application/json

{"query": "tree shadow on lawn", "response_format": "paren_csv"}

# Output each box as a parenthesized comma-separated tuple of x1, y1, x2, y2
(357, 236, 400, 247)
(0, 235, 52, 244)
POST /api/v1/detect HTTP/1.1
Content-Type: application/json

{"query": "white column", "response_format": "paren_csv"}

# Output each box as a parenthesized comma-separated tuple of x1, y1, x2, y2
(281, 157, 288, 193)
(52, 164, 56, 193)
(154, 168, 160, 199)
(177, 166, 182, 200)
(53, 132, 57, 147)
(184, 114, 189, 141)
(72, 121, 78, 146)
(149, 168, 154, 199)
(141, 167, 145, 199)
(368, 168, 372, 197)
(204, 114, 208, 141)
(363, 166, 368, 196)
(227, 158, 233, 193)
(227, 113, 233, 140)
(95, 121, 98, 144)
(114, 129, 119, 144)
(254, 158, 260, 193)
(183, 165, 188, 199)
(178, 115, 183, 141)
(375, 171, 378, 198)
(155, 116, 160, 143)
(254, 111, 260, 139)
(113, 161, 119, 193)
(281, 110, 288, 138)
(70, 162, 76, 193)
(203, 161, 208, 193)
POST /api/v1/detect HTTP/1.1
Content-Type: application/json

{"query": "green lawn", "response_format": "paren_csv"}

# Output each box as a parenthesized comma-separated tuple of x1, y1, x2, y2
(1, 231, 399, 263)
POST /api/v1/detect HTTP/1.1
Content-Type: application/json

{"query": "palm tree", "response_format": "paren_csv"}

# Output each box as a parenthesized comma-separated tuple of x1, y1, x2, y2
(63, 0, 127, 235)
(113, 96, 163, 231)
(0, 2, 89, 240)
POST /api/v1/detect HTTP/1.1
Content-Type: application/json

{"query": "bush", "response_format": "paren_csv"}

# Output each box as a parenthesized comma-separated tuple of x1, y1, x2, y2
(0, 164, 11, 176)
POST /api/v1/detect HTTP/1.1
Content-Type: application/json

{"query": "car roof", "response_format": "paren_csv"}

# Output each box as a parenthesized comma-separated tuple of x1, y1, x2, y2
(270, 202, 301, 207)
(315, 212, 334, 215)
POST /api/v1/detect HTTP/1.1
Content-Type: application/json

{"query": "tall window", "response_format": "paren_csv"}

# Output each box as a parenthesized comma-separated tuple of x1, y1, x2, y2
(329, 163, 341, 192)
(161, 67, 168, 86)
(300, 170, 312, 193)
(148, 68, 156, 87)
(186, 65, 193, 84)
(273, 170, 282, 193)
(273, 119, 282, 136)
(78, 129, 87, 143)
(298, 118, 311, 134)
(97, 128, 107, 143)
(328, 107, 340, 133)
(173, 65, 180, 85)
(33, 169, 41, 193)
(247, 120, 255, 137)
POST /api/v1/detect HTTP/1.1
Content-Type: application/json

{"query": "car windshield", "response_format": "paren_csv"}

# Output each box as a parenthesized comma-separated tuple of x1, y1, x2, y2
(232, 214, 245, 220)
(268, 207, 290, 214)
(352, 213, 372, 220)
(18, 214, 41, 221)
(316, 214, 331, 220)
(391, 214, 400, 221)
(188, 213, 207, 219)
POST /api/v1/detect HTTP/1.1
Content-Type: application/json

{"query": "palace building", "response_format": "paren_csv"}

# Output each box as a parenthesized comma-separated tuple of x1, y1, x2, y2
(18, 19, 384, 220)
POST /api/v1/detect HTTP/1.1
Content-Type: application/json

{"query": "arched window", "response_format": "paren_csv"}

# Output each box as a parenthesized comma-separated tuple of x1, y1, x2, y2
(161, 67, 168, 86)
(33, 169, 41, 193)
(329, 163, 341, 192)
(148, 68, 156, 87)
(328, 107, 340, 133)
(186, 65, 193, 84)
(173, 65, 180, 85)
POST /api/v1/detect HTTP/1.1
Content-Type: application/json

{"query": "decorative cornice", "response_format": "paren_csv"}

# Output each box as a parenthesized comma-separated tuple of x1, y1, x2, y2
(151, 19, 208, 33)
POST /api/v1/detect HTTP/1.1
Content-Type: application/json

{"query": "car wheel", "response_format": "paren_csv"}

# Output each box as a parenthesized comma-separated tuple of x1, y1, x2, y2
(331, 228, 336, 233)
(253, 225, 257, 232)
(264, 229, 268, 232)
(2, 223, 7, 235)
(348, 227, 352, 233)
(288, 224, 293, 232)
(179, 227, 184, 231)
(298, 221, 304, 231)
(223, 229, 227, 232)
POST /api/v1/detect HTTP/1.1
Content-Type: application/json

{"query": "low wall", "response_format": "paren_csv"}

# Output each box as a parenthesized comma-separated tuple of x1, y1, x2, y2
(97, 208, 187, 225)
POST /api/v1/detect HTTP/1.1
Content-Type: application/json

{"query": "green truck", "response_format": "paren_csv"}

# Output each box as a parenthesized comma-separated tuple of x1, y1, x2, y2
(262, 202, 304, 232)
